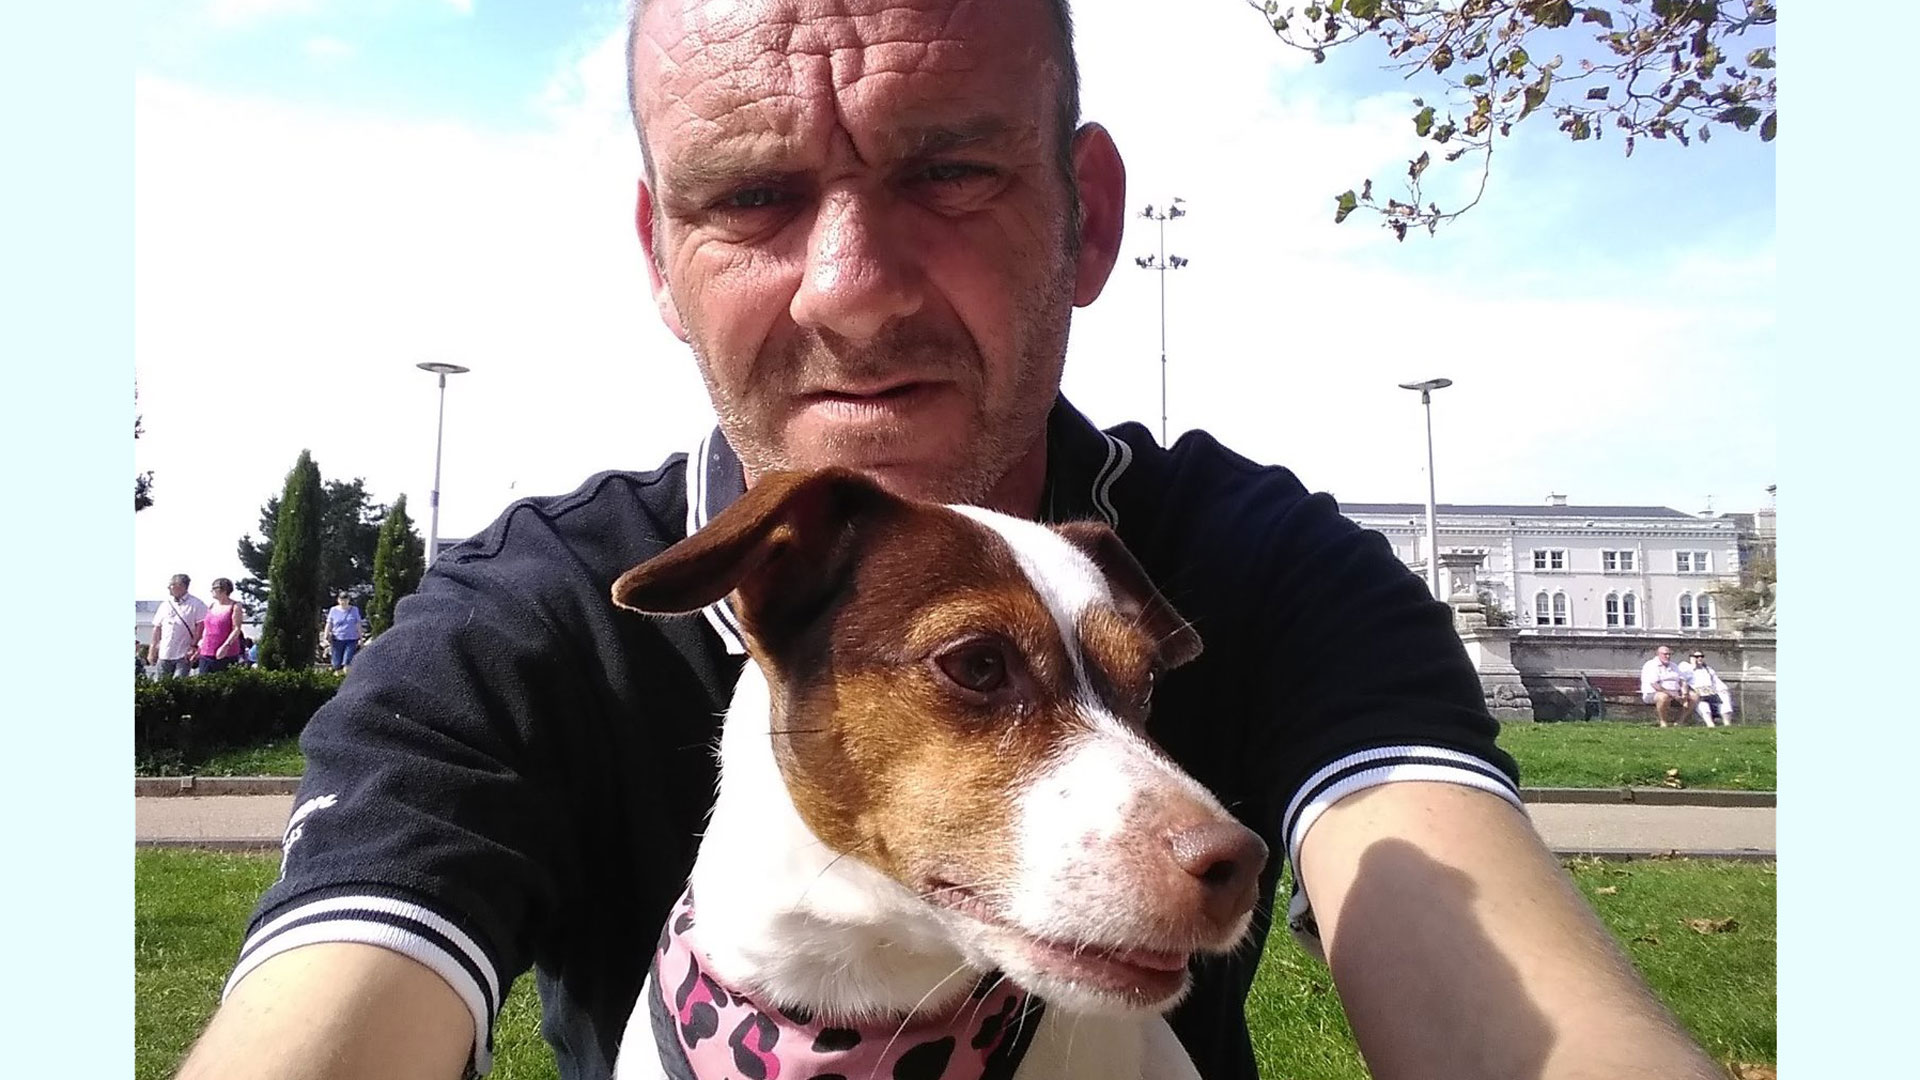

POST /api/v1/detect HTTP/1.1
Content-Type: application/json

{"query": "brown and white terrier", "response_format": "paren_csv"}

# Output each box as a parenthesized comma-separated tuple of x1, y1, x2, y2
(611, 468, 1266, 1080)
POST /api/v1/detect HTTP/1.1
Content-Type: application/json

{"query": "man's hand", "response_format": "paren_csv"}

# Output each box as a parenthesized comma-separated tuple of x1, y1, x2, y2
(1298, 781, 1722, 1080)
(178, 942, 474, 1080)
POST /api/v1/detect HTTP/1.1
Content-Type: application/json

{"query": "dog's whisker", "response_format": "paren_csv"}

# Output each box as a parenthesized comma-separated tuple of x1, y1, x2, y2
(868, 961, 975, 1080)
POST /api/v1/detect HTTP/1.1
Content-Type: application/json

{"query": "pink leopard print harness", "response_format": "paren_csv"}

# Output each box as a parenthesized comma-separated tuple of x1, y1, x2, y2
(647, 889, 1047, 1080)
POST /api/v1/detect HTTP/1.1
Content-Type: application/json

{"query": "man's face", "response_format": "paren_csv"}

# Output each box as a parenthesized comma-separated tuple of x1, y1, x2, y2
(1657, 647, 1672, 663)
(632, 0, 1119, 507)
(168, 580, 187, 600)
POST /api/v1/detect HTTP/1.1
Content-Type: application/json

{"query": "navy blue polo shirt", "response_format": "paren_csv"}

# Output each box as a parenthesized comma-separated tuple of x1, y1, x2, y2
(227, 398, 1520, 1079)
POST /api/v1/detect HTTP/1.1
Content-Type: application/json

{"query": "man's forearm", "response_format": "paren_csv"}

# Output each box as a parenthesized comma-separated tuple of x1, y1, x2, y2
(1299, 782, 1721, 1080)
(178, 942, 474, 1080)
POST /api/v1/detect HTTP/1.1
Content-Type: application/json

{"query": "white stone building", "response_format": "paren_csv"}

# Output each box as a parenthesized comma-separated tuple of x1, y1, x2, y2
(1342, 496, 1748, 635)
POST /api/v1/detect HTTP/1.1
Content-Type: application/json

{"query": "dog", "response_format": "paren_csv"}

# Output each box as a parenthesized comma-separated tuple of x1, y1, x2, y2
(610, 467, 1268, 1080)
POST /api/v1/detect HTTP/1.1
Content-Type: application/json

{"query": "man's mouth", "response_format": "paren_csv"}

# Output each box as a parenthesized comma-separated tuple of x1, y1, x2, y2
(802, 380, 934, 405)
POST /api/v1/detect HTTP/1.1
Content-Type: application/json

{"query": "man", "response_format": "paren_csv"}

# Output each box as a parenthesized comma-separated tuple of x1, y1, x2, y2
(325, 592, 366, 672)
(181, 2, 1721, 1078)
(149, 573, 207, 680)
(1680, 650, 1735, 727)
(1640, 644, 1699, 727)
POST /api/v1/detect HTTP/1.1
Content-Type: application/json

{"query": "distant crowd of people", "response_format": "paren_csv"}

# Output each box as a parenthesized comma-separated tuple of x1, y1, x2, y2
(140, 572, 367, 678)
(1639, 644, 1735, 727)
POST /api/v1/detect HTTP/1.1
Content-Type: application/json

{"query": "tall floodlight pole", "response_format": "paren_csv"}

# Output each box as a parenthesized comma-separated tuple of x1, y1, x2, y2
(1398, 377, 1453, 598)
(416, 361, 471, 567)
(1134, 198, 1189, 446)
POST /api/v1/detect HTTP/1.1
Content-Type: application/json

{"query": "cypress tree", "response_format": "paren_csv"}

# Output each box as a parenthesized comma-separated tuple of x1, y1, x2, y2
(369, 494, 425, 637)
(259, 450, 324, 670)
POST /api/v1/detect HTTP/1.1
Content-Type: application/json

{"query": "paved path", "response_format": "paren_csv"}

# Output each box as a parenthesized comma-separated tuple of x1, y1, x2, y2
(135, 794, 1775, 858)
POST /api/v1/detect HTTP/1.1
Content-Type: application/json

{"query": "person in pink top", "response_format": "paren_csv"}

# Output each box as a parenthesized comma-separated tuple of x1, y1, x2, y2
(197, 578, 247, 675)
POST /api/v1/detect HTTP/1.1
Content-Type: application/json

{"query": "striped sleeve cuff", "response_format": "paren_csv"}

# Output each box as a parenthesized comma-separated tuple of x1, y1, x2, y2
(1280, 744, 1525, 962)
(222, 893, 504, 1075)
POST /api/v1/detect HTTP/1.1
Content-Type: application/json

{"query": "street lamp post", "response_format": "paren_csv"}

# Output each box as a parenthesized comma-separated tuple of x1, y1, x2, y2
(1398, 377, 1453, 598)
(416, 361, 471, 567)
(1134, 198, 1189, 446)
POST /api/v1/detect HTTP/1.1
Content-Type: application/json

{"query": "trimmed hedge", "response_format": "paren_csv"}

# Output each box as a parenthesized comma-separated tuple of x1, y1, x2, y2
(135, 668, 343, 774)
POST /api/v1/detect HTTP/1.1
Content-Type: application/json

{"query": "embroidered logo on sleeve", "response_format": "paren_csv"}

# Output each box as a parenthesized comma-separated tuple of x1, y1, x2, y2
(278, 793, 339, 881)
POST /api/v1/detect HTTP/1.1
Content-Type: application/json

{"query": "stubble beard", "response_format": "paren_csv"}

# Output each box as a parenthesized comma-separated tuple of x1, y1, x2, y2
(691, 263, 1075, 508)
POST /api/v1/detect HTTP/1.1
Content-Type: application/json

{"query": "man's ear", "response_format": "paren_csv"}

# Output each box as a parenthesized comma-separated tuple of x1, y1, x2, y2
(635, 180, 688, 341)
(1068, 122, 1127, 308)
(1053, 519, 1202, 670)
(613, 468, 901, 643)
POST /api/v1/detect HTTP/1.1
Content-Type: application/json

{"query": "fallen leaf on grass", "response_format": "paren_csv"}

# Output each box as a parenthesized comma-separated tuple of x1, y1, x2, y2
(1632, 933, 1660, 946)
(1729, 1064, 1776, 1080)
(1594, 885, 1618, 895)
(1685, 917, 1739, 935)
(1661, 768, 1685, 789)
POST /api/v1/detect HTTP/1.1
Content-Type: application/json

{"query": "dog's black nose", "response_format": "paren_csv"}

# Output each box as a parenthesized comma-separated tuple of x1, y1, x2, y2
(1168, 822, 1269, 926)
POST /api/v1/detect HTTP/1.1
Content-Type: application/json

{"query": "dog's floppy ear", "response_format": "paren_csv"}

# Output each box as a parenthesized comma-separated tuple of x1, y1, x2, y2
(1053, 520, 1203, 670)
(612, 467, 897, 632)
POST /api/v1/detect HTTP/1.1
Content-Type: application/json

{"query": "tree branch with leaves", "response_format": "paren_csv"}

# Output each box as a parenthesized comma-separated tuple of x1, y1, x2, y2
(1252, 0, 1776, 239)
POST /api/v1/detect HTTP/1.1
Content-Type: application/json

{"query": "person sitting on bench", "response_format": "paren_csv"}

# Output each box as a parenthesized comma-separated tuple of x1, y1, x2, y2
(1680, 651, 1734, 727)
(1639, 645, 1698, 727)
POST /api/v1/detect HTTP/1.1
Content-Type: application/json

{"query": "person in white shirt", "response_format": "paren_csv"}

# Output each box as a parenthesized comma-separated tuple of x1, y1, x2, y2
(149, 573, 209, 680)
(325, 593, 366, 673)
(1679, 651, 1734, 726)
(1638, 644, 1697, 727)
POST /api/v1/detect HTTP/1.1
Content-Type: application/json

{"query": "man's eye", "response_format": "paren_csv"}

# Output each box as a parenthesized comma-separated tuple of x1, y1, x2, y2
(919, 162, 994, 185)
(721, 188, 787, 210)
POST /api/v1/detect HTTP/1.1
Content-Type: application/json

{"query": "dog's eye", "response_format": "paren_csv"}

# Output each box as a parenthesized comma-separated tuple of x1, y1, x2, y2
(935, 641, 1011, 696)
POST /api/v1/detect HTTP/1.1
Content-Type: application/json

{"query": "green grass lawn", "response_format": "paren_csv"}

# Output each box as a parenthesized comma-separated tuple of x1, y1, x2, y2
(137, 851, 1774, 1079)
(191, 737, 307, 777)
(160, 722, 1779, 792)
(1499, 721, 1775, 791)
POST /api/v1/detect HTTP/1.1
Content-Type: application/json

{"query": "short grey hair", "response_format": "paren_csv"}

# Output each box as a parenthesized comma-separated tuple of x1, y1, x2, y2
(624, 0, 1082, 189)
(169, 573, 190, 588)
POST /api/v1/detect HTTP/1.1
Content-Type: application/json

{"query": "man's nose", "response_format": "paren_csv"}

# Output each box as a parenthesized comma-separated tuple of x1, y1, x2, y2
(789, 188, 924, 340)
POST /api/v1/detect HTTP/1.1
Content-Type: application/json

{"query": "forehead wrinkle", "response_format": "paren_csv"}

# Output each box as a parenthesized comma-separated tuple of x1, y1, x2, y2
(643, 0, 1051, 184)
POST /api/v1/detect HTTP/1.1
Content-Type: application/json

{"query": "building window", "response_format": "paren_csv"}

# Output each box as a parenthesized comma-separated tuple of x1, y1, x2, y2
(1697, 594, 1715, 630)
(1534, 591, 1568, 626)
(1602, 549, 1637, 573)
(1678, 593, 1695, 629)
(1604, 592, 1640, 628)
(1531, 548, 1567, 571)
(1675, 550, 1711, 574)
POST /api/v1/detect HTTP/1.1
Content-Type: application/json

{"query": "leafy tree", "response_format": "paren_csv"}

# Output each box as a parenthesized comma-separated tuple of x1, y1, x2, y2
(1711, 550, 1774, 628)
(259, 451, 324, 670)
(1475, 590, 1515, 627)
(237, 477, 388, 613)
(369, 494, 426, 637)
(135, 387, 154, 512)
(1251, 0, 1777, 239)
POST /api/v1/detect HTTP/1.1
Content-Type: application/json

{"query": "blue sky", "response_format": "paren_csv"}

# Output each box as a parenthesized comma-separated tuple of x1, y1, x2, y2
(132, 0, 1776, 596)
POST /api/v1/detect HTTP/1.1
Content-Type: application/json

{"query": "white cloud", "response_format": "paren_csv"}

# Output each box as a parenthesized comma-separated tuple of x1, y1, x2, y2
(302, 35, 356, 61)
(135, 71, 706, 595)
(204, 0, 321, 26)
(134, 0, 1774, 600)
(201, 0, 472, 27)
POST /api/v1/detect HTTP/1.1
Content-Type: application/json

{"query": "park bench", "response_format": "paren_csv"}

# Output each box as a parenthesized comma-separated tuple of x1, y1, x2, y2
(1575, 673, 1644, 720)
